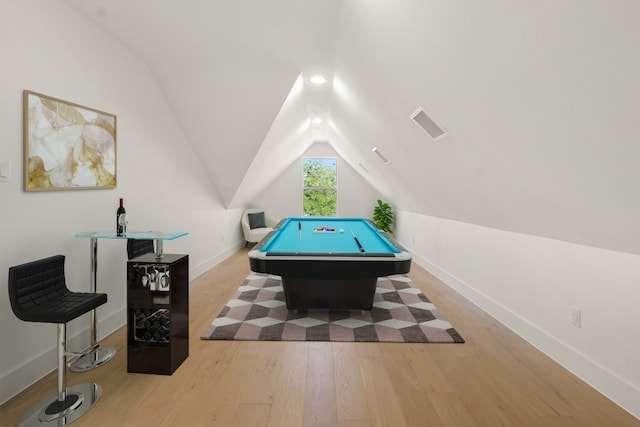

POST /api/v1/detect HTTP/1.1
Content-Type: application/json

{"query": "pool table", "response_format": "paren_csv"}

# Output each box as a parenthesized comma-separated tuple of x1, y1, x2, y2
(248, 217, 411, 310)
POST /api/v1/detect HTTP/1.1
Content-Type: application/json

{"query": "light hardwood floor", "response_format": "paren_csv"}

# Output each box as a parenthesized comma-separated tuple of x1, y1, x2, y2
(2, 247, 638, 426)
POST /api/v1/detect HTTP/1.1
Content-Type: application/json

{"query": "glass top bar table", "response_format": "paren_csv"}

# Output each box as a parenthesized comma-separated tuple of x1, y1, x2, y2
(73, 231, 188, 372)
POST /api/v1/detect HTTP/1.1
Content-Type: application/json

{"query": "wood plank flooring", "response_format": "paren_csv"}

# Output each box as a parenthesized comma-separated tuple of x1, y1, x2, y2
(2, 246, 638, 426)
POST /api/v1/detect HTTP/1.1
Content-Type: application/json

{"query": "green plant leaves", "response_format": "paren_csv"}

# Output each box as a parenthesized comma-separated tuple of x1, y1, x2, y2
(373, 199, 394, 233)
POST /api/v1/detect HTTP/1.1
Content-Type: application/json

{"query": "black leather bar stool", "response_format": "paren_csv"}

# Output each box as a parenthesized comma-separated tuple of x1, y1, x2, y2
(8, 255, 107, 426)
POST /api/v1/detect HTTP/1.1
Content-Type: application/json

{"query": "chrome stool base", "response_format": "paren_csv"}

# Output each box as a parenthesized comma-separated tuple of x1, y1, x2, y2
(69, 347, 116, 373)
(17, 383, 102, 426)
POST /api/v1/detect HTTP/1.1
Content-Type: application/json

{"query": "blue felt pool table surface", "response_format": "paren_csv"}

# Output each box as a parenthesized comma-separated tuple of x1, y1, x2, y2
(259, 217, 400, 255)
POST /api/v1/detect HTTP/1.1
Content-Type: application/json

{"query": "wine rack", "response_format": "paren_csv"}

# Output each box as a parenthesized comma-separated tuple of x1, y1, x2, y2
(127, 253, 188, 375)
(132, 308, 170, 343)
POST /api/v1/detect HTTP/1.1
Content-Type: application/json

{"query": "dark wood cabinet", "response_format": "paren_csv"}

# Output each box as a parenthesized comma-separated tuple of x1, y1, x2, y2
(127, 253, 188, 375)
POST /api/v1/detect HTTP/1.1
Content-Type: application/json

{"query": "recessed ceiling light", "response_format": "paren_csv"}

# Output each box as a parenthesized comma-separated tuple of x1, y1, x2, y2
(311, 118, 324, 124)
(310, 75, 327, 85)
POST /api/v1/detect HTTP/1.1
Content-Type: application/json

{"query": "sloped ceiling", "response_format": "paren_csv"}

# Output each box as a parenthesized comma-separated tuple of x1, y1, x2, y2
(63, 0, 640, 255)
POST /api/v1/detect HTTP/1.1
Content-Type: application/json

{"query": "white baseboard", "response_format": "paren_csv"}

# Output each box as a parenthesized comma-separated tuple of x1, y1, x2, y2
(408, 248, 640, 420)
(190, 240, 245, 280)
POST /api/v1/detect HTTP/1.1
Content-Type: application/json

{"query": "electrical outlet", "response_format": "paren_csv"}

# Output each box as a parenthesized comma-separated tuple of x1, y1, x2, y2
(571, 307, 582, 328)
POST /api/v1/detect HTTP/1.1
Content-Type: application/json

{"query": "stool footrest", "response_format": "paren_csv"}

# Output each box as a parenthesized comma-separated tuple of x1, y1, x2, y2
(65, 343, 100, 366)
(69, 347, 116, 373)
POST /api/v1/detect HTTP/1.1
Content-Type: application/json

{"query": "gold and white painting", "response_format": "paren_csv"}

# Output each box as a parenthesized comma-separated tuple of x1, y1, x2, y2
(23, 90, 116, 191)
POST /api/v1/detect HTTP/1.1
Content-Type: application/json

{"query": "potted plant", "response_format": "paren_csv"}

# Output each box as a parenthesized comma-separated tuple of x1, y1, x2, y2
(372, 199, 394, 233)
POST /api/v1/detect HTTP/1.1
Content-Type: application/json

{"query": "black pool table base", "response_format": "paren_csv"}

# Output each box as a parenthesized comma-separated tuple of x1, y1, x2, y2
(281, 277, 377, 310)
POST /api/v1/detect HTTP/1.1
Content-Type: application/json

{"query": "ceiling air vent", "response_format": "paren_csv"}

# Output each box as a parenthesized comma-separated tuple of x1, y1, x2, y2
(372, 147, 390, 165)
(411, 107, 446, 140)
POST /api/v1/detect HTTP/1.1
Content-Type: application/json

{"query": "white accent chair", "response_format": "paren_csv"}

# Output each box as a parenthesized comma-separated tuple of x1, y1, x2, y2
(241, 209, 278, 246)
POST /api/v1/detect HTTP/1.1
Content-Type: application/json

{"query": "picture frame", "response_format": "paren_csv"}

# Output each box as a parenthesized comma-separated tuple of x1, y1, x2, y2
(23, 90, 117, 191)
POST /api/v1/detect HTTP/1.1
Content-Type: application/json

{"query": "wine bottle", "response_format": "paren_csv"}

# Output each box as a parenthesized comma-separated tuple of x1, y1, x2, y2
(116, 198, 126, 236)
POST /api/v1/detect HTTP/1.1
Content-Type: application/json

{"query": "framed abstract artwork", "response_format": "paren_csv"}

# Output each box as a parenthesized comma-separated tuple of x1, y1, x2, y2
(23, 90, 117, 191)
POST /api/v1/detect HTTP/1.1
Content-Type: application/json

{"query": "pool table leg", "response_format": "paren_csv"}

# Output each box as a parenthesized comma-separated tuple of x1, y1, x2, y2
(281, 277, 377, 310)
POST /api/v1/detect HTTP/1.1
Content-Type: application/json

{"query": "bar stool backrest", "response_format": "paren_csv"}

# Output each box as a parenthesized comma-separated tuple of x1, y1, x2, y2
(8, 255, 67, 323)
(127, 239, 155, 260)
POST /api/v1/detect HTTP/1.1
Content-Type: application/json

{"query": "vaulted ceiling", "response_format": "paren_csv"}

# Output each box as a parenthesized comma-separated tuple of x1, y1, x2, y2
(63, 0, 640, 255)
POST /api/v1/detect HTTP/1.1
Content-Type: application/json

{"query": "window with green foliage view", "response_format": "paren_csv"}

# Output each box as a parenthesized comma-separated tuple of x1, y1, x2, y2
(303, 158, 337, 216)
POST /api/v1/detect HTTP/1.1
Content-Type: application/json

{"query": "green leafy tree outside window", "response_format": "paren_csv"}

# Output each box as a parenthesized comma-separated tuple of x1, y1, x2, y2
(303, 158, 337, 216)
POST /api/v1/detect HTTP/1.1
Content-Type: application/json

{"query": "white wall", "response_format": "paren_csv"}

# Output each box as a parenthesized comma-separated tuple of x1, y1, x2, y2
(0, 0, 243, 403)
(331, 1, 640, 256)
(396, 210, 640, 419)
(253, 142, 382, 221)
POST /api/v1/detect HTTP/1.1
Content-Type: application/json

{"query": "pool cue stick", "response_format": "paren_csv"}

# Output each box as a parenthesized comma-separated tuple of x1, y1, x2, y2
(298, 221, 302, 240)
(350, 230, 365, 253)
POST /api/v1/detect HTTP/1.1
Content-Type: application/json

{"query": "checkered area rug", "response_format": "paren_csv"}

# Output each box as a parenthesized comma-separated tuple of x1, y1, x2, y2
(201, 273, 464, 343)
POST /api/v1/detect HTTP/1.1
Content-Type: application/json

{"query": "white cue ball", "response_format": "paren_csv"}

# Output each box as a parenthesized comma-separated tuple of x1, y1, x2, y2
(339, 229, 344, 233)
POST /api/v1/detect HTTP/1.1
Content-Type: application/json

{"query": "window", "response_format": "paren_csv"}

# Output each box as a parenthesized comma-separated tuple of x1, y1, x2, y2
(303, 158, 337, 216)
